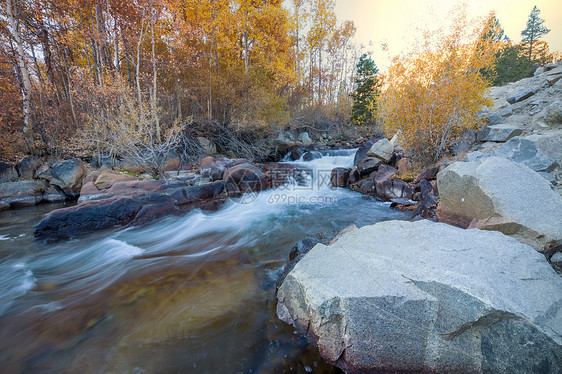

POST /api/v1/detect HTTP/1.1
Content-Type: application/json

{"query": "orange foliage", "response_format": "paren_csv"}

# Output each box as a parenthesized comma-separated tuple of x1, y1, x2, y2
(379, 9, 501, 164)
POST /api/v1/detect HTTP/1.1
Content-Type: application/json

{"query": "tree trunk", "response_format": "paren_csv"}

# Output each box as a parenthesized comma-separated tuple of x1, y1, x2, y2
(7, 0, 37, 155)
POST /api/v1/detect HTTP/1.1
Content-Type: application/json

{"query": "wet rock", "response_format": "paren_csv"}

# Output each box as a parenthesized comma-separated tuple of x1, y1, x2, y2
(350, 178, 375, 195)
(366, 138, 394, 162)
(353, 139, 377, 166)
(357, 157, 382, 177)
(34, 192, 177, 239)
(491, 137, 557, 172)
(478, 124, 523, 142)
(330, 168, 350, 188)
(289, 147, 305, 161)
(223, 163, 265, 196)
(261, 163, 302, 189)
(348, 168, 361, 185)
(437, 157, 562, 251)
(302, 151, 322, 161)
(94, 171, 136, 190)
(0, 180, 47, 208)
(507, 87, 536, 104)
(276, 220, 562, 373)
(169, 181, 224, 206)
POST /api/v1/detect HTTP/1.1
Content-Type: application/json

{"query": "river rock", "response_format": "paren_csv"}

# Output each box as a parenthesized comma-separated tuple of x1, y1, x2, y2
(330, 168, 350, 188)
(94, 171, 136, 190)
(437, 157, 562, 250)
(223, 163, 265, 196)
(302, 151, 322, 161)
(507, 88, 536, 104)
(0, 163, 17, 180)
(276, 220, 562, 374)
(353, 139, 377, 166)
(478, 124, 522, 142)
(168, 181, 224, 206)
(414, 166, 440, 183)
(42, 158, 86, 196)
(15, 156, 42, 179)
(298, 132, 312, 145)
(366, 138, 394, 162)
(491, 137, 557, 172)
(0, 180, 47, 207)
(34, 192, 178, 239)
(357, 157, 382, 176)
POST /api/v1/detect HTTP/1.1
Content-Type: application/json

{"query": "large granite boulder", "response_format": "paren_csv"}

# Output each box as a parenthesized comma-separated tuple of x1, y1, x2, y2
(491, 137, 557, 172)
(353, 139, 378, 166)
(366, 138, 394, 162)
(437, 157, 562, 251)
(277, 220, 562, 374)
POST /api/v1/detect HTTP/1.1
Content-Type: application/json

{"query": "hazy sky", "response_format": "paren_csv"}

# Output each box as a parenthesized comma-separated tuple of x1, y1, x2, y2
(335, 0, 562, 71)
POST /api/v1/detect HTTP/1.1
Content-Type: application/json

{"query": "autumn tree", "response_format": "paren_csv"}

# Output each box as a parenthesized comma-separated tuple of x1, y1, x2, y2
(351, 53, 379, 125)
(379, 9, 500, 164)
(521, 5, 550, 62)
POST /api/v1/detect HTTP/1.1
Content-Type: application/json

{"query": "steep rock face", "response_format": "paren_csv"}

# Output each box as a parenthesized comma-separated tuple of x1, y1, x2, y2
(276, 220, 562, 374)
(436, 157, 562, 251)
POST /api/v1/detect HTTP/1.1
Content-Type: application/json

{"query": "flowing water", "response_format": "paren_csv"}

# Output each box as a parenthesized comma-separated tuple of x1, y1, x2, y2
(0, 150, 410, 374)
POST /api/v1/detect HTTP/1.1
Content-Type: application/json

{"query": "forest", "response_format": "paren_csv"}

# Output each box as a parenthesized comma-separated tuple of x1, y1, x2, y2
(0, 0, 559, 167)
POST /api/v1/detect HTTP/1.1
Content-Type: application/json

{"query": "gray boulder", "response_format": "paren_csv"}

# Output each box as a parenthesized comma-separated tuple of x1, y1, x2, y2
(0, 163, 17, 180)
(0, 180, 49, 208)
(40, 158, 86, 196)
(366, 138, 394, 162)
(491, 137, 557, 172)
(298, 132, 312, 145)
(478, 124, 522, 142)
(507, 88, 536, 104)
(437, 157, 562, 250)
(277, 220, 562, 374)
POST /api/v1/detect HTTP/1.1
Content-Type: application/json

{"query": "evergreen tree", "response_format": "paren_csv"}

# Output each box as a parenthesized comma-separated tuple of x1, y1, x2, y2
(521, 6, 550, 62)
(351, 54, 380, 125)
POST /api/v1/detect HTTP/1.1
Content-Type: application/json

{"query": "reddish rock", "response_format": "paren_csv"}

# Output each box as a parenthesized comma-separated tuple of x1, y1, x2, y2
(348, 169, 361, 185)
(396, 158, 410, 175)
(80, 181, 101, 196)
(169, 181, 224, 206)
(106, 179, 165, 196)
(223, 163, 265, 196)
(330, 168, 351, 188)
(414, 166, 440, 183)
(83, 170, 102, 185)
(357, 157, 382, 176)
(163, 157, 181, 171)
(94, 171, 136, 189)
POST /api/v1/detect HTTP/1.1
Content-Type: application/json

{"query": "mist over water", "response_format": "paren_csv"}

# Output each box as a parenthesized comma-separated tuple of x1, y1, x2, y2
(0, 150, 409, 373)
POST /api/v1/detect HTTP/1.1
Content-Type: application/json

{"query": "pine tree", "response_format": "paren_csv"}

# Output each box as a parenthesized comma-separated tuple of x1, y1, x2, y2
(351, 54, 379, 125)
(521, 6, 550, 62)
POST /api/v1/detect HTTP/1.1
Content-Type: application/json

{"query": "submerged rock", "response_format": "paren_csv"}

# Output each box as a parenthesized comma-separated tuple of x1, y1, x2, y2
(277, 220, 562, 373)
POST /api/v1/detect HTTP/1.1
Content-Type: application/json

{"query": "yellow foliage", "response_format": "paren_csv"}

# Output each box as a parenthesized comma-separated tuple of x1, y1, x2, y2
(379, 8, 501, 164)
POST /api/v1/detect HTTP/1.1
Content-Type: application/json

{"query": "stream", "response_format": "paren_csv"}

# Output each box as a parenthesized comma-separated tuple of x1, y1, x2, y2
(0, 149, 410, 374)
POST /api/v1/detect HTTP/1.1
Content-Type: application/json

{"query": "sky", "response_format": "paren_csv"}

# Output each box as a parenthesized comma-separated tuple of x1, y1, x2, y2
(335, 0, 562, 71)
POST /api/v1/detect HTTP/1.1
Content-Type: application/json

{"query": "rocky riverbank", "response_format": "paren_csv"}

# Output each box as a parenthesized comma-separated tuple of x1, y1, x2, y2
(277, 62, 562, 373)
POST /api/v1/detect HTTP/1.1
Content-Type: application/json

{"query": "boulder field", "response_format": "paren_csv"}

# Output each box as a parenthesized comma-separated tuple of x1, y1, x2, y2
(277, 220, 562, 373)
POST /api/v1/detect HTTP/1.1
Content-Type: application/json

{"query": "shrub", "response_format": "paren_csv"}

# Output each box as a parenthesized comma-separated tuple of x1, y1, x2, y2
(379, 10, 500, 164)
